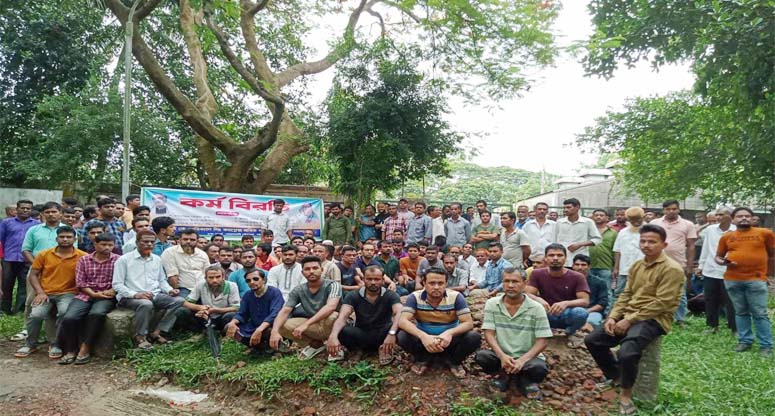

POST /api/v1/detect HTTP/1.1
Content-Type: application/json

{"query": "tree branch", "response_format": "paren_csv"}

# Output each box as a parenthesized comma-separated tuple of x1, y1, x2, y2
(104, 0, 237, 156)
(275, 0, 374, 87)
(135, 0, 162, 21)
(239, 0, 277, 86)
(366, 6, 386, 37)
(383, 0, 423, 23)
(244, 0, 270, 16)
(180, 0, 218, 120)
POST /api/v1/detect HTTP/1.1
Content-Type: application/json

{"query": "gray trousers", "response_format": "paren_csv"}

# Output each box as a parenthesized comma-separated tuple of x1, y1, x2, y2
(27, 293, 74, 348)
(119, 294, 184, 336)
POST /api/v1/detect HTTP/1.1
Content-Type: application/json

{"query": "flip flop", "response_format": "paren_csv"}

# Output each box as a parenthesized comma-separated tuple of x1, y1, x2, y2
(524, 383, 543, 400)
(74, 355, 92, 365)
(410, 362, 429, 376)
(58, 355, 76, 365)
(619, 401, 637, 415)
(14, 346, 36, 358)
(378, 351, 394, 366)
(148, 334, 172, 344)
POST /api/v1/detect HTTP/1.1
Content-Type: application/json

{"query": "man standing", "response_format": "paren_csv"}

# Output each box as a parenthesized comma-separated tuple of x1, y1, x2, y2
(589, 209, 617, 307)
(358, 204, 377, 245)
(122, 194, 141, 228)
(58, 233, 119, 364)
(406, 202, 433, 245)
(0, 199, 38, 314)
(397, 198, 415, 222)
(398, 267, 481, 377)
(112, 230, 183, 349)
(122, 216, 151, 254)
(472, 200, 501, 228)
(650, 200, 697, 326)
(500, 212, 531, 269)
(445, 203, 472, 247)
(183, 265, 240, 331)
(522, 202, 555, 261)
(526, 244, 590, 348)
(552, 198, 601, 267)
(82, 198, 126, 253)
(327, 266, 402, 363)
(698, 207, 736, 334)
(373, 202, 390, 236)
(471, 211, 499, 250)
(267, 245, 304, 300)
(469, 243, 513, 297)
(515, 205, 530, 229)
(382, 204, 408, 243)
(225, 268, 285, 353)
(585, 224, 684, 415)
(474, 268, 551, 398)
(14, 226, 86, 358)
(608, 208, 628, 232)
(266, 199, 292, 246)
(160, 229, 210, 299)
(715, 207, 775, 357)
(322, 204, 352, 246)
(429, 205, 446, 243)
(270, 256, 342, 360)
(612, 207, 645, 305)
(150, 216, 175, 256)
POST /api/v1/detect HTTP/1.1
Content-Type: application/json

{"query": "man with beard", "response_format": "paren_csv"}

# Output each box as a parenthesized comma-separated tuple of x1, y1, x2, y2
(612, 208, 646, 307)
(313, 244, 341, 283)
(716, 207, 775, 357)
(443, 255, 469, 295)
(82, 198, 126, 253)
(382, 204, 408, 243)
(608, 208, 628, 232)
(323, 204, 353, 246)
(271, 256, 342, 360)
(226, 268, 285, 354)
(227, 248, 255, 297)
(183, 265, 240, 332)
(160, 229, 210, 299)
(327, 266, 402, 363)
(205, 243, 220, 264)
(267, 245, 304, 300)
(216, 245, 241, 279)
(474, 268, 551, 399)
(585, 224, 684, 416)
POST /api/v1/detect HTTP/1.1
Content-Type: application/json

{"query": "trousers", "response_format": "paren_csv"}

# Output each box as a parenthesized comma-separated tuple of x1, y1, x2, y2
(396, 330, 481, 365)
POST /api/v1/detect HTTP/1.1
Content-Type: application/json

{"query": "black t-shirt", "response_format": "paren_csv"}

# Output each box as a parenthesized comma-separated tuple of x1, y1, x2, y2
(343, 288, 400, 329)
(337, 261, 359, 287)
(374, 212, 390, 225)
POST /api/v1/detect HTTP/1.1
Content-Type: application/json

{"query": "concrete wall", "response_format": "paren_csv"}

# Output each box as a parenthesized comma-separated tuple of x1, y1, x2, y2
(0, 187, 63, 210)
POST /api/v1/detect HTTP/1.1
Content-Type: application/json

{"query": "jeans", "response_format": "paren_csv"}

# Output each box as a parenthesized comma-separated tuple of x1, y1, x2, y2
(703, 277, 735, 331)
(584, 319, 664, 389)
(589, 268, 613, 314)
(58, 298, 115, 353)
(475, 350, 548, 393)
(1, 260, 28, 314)
(118, 294, 184, 336)
(547, 307, 589, 336)
(338, 324, 391, 353)
(613, 274, 628, 304)
(27, 293, 74, 348)
(397, 330, 481, 365)
(674, 285, 688, 322)
(725, 280, 772, 348)
(586, 312, 604, 327)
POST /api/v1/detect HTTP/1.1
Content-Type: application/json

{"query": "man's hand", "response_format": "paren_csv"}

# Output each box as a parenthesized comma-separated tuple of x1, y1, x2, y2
(604, 318, 617, 336)
(327, 336, 342, 357)
(134, 292, 153, 300)
(436, 331, 453, 349)
(292, 323, 308, 339)
(225, 321, 238, 339)
(269, 331, 283, 350)
(388, 281, 397, 292)
(168, 275, 180, 288)
(195, 309, 209, 319)
(511, 356, 528, 373)
(567, 243, 582, 253)
(249, 329, 264, 347)
(548, 300, 568, 315)
(613, 319, 632, 337)
(684, 266, 693, 277)
(169, 289, 180, 297)
(381, 334, 396, 355)
(535, 297, 551, 313)
(612, 268, 619, 279)
(500, 355, 519, 374)
(421, 333, 443, 353)
(32, 293, 49, 307)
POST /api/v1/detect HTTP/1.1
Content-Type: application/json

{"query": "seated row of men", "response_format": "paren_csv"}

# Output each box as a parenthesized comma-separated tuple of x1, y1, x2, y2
(14, 223, 683, 414)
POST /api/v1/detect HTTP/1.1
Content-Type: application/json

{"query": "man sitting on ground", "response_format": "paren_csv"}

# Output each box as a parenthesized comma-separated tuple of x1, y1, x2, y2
(475, 268, 551, 398)
(336, 245, 364, 292)
(585, 224, 684, 415)
(183, 265, 240, 331)
(398, 267, 481, 378)
(226, 268, 285, 354)
(469, 243, 513, 297)
(327, 265, 402, 363)
(572, 254, 608, 334)
(443, 254, 470, 295)
(313, 244, 341, 282)
(228, 248, 256, 297)
(398, 242, 422, 292)
(525, 244, 590, 348)
(255, 243, 278, 271)
(112, 230, 183, 349)
(216, 245, 241, 279)
(270, 256, 342, 360)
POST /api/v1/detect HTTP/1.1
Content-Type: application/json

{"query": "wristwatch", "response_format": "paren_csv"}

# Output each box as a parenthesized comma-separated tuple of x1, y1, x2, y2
(388, 330, 397, 336)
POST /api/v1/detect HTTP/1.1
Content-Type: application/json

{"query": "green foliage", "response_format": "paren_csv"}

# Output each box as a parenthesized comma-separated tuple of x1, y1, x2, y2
(309, 361, 389, 402)
(223, 354, 321, 398)
(0, 313, 23, 338)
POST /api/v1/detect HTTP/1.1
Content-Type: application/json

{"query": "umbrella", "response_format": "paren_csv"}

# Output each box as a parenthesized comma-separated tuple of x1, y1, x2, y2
(205, 317, 221, 359)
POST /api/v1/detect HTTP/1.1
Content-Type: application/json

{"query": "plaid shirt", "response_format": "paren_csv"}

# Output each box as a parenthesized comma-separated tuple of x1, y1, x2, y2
(382, 216, 408, 239)
(81, 218, 127, 253)
(75, 252, 120, 302)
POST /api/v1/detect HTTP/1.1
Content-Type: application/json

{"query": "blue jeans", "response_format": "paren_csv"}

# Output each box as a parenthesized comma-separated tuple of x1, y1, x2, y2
(587, 311, 604, 327)
(27, 293, 74, 348)
(674, 286, 688, 322)
(613, 274, 628, 302)
(548, 307, 588, 336)
(725, 280, 773, 348)
(589, 268, 613, 314)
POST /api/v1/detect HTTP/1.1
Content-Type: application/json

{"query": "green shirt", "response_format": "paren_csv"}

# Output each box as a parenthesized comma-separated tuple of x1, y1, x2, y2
(374, 255, 399, 279)
(482, 294, 552, 359)
(323, 216, 352, 245)
(22, 222, 75, 257)
(472, 223, 498, 249)
(590, 227, 617, 269)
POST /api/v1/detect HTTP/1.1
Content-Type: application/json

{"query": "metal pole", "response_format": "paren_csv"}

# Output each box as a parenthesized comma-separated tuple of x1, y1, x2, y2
(122, 0, 142, 202)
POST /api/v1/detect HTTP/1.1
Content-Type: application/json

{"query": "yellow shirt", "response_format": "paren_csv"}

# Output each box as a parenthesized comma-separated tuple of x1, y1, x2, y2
(609, 252, 685, 333)
(31, 247, 88, 295)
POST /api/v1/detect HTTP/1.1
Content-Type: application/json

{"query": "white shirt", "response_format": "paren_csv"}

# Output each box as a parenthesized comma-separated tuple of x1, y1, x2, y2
(112, 251, 172, 301)
(469, 261, 489, 285)
(160, 245, 210, 290)
(266, 212, 291, 245)
(267, 262, 303, 300)
(522, 219, 556, 255)
(552, 216, 602, 267)
(612, 227, 644, 276)
(698, 223, 736, 279)
(432, 217, 446, 241)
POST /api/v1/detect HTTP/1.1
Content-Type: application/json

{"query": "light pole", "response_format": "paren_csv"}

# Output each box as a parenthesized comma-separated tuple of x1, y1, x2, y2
(121, 0, 142, 202)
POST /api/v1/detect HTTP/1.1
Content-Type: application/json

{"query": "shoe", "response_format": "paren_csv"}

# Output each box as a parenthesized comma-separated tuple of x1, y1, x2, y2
(449, 364, 466, 379)
(48, 346, 63, 359)
(58, 354, 76, 365)
(760, 348, 773, 358)
(327, 349, 345, 362)
(523, 383, 543, 400)
(489, 377, 509, 393)
(734, 344, 752, 353)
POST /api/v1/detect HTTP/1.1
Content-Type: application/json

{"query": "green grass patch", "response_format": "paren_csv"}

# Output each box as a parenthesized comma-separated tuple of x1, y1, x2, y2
(0, 313, 24, 338)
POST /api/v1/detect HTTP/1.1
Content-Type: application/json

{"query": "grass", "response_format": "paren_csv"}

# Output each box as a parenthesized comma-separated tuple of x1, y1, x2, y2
(0, 312, 23, 338)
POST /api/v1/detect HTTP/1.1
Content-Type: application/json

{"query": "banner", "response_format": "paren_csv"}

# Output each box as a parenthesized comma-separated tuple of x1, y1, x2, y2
(141, 187, 324, 240)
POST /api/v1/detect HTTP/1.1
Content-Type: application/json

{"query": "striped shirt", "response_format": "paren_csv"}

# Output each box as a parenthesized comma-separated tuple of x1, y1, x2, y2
(75, 252, 120, 302)
(403, 289, 470, 335)
(482, 294, 552, 359)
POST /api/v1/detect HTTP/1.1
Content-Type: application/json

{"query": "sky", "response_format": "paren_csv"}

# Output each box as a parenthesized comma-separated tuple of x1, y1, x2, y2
(305, 1, 696, 176)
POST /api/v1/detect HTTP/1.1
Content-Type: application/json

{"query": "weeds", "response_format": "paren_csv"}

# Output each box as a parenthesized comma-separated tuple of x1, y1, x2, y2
(0, 313, 23, 338)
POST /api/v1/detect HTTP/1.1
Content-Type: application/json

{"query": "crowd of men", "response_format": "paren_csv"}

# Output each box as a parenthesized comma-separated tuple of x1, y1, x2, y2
(0, 195, 772, 415)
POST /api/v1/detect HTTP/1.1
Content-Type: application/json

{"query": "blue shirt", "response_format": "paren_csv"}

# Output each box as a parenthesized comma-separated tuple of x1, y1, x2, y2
(0, 217, 40, 261)
(478, 257, 513, 292)
(227, 268, 252, 298)
(152, 239, 171, 256)
(444, 217, 471, 246)
(234, 285, 285, 336)
(82, 218, 126, 253)
(406, 214, 433, 244)
(22, 222, 72, 258)
(358, 215, 377, 242)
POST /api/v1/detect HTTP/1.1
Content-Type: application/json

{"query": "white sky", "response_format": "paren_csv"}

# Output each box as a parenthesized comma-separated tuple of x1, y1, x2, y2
(305, 1, 696, 176)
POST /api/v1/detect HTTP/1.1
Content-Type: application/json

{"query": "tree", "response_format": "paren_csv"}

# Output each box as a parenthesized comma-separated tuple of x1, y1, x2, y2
(325, 43, 460, 207)
(103, 0, 559, 193)
(579, 1, 774, 205)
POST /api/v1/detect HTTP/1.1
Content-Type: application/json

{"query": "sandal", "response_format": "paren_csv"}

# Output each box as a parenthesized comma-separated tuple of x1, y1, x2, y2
(410, 362, 429, 376)
(10, 329, 28, 342)
(378, 350, 394, 366)
(48, 346, 64, 359)
(619, 401, 638, 415)
(58, 354, 76, 365)
(298, 345, 325, 360)
(524, 383, 543, 400)
(74, 355, 92, 365)
(148, 334, 172, 344)
(449, 364, 466, 379)
(14, 345, 36, 358)
(137, 339, 154, 350)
